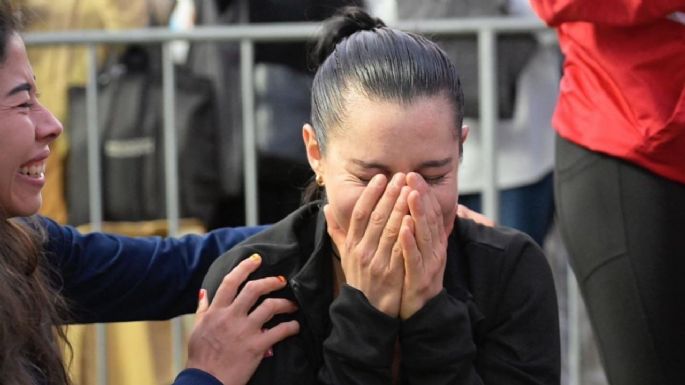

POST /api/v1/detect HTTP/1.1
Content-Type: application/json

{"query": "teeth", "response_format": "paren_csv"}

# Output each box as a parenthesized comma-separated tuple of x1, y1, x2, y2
(18, 162, 46, 178)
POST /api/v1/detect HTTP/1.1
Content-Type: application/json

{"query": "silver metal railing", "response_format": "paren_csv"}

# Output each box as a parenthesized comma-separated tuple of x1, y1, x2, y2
(25, 17, 580, 385)
(25, 17, 552, 224)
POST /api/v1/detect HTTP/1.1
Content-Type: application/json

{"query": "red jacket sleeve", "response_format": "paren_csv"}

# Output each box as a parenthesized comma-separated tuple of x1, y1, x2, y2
(530, 0, 685, 26)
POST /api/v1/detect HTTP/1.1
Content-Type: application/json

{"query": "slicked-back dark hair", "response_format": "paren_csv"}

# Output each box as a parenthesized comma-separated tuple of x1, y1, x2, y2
(309, 6, 465, 153)
(302, 6, 465, 202)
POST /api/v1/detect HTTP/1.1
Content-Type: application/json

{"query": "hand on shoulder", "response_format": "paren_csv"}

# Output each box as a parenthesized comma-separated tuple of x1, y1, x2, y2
(186, 255, 300, 385)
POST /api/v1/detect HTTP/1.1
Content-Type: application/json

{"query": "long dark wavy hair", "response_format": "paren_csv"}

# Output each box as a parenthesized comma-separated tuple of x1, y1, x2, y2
(1, 2, 71, 384)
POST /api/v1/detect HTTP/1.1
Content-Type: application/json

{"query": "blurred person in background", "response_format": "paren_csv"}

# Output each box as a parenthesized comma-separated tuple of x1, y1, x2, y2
(191, 0, 364, 227)
(369, 0, 559, 247)
(531, 1, 685, 384)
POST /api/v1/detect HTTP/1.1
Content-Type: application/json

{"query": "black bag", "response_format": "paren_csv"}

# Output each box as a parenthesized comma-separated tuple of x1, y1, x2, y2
(66, 46, 222, 226)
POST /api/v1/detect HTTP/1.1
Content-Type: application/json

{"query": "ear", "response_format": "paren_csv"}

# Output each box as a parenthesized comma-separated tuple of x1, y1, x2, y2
(458, 124, 470, 161)
(460, 124, 469, 145)
(303, 123, 324, 176)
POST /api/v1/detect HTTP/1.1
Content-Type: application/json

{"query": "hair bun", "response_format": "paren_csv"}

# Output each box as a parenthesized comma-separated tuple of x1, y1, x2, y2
(310, 6, 386, 68)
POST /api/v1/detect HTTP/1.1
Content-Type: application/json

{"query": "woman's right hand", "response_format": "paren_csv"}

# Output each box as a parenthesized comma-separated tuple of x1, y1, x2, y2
(186, 255, 300, 385)
(324, 173, 410, 318)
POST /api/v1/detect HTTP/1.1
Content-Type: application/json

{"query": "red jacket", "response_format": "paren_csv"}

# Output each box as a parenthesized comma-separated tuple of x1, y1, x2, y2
(531, 0, 685, 184)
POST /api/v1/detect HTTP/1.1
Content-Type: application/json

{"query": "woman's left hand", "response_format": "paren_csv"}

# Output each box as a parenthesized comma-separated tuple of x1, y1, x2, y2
(398, 173, 456, 320)
(186, 256, 300, 385)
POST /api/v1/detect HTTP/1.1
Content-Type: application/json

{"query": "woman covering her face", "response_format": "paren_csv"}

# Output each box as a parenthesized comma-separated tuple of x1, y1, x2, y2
(203, 6, 560, 385)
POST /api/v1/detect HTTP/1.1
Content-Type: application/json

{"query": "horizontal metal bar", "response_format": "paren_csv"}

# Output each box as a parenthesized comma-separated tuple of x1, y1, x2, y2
(23, 17, 547, 46)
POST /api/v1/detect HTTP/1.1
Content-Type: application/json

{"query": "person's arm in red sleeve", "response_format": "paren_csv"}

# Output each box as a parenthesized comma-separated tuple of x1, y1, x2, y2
(530, 0, 685, 26)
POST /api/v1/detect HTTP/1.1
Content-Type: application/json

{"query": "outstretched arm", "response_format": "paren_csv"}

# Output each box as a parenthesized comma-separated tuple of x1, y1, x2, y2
(42, 216, 263, 323)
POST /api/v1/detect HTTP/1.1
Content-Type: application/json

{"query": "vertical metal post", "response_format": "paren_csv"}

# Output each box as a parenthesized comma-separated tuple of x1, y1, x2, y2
(86, 46, 103, 228)
(162, 42, 184, 374)
(86, 44, 108, 385)
(241, 39, 258, 226)
(477, 28, 499, 222)
(567, 264, 581, 385)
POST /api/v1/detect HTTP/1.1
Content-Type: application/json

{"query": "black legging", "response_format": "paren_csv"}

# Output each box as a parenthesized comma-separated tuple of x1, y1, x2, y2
(554, 135, 685, 385)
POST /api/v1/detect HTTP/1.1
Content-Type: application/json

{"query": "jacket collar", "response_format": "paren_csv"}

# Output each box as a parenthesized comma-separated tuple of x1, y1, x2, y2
(289, 204, 334, 362)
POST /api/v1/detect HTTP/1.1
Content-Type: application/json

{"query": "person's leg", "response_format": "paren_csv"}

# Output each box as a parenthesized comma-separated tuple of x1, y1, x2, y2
(499, 173, 555, 246)
(555, 135, 685, 385)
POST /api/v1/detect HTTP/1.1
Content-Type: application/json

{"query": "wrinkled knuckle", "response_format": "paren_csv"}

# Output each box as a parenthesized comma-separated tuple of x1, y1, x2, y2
(352, 208, 369, 222)
(383, 225, 400, 241)
(221, 274, 236, 289)
(368, 262, 384, 277)
(427, 212, 438, 226)
(368, 265, 381, 278)
(245, 344, 262, 359)
(369, 210, 386, 226)
(243, 280, 260, 294)
(260, 298, 277, 313)
(344, 239, 355, 252)
(358, 249, 374, 266)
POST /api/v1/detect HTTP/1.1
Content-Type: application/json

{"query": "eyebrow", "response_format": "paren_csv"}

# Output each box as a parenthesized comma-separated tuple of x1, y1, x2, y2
(6, 82, 32, 97)
(351, 157, 453, 171)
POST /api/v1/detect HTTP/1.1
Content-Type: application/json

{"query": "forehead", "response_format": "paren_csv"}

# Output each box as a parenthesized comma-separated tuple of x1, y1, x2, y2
(0, 34, 33, 95)
(330, 93, 459, 164)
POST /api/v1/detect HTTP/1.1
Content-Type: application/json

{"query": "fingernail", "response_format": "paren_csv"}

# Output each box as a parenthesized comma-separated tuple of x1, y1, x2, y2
(277, 275, 287, 283)
(249, 253, 262, 263)
(198, 289, 206, 301)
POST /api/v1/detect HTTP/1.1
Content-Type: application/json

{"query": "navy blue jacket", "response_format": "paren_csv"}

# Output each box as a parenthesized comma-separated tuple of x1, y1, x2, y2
(41, 216, 263, 385)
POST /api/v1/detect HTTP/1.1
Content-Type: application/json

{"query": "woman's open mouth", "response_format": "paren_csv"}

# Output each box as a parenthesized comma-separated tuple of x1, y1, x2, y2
(18, 161, 46, 179)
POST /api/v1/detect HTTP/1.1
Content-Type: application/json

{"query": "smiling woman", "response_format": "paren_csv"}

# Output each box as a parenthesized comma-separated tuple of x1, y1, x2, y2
(202, 6, 561, 385)
(0, 5, 70, 385)
(0, 3, 299, 385)
(0, 32, 63, 218)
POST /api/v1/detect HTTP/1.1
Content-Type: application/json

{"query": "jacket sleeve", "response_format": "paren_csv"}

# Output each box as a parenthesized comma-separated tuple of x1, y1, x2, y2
(400, 290, 481, 384)
(401, 240, 559, 385)
(318, 285, 400, 385)
(41, 216, 264, 323)
(530, 0, 685, 26)
(474, 240, 560, 384)
(172, 369, 222, 385)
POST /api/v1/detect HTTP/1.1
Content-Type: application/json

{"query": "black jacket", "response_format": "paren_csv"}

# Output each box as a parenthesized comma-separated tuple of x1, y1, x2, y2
(203, 202, 560, 384)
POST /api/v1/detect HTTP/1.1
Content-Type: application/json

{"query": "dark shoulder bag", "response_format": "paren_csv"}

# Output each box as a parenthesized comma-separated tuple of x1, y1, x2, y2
(66, 45, 222, 225)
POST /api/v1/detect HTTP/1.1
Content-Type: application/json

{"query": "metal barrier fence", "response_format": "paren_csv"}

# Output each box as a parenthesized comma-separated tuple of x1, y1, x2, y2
(24, 17, 580, 385)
